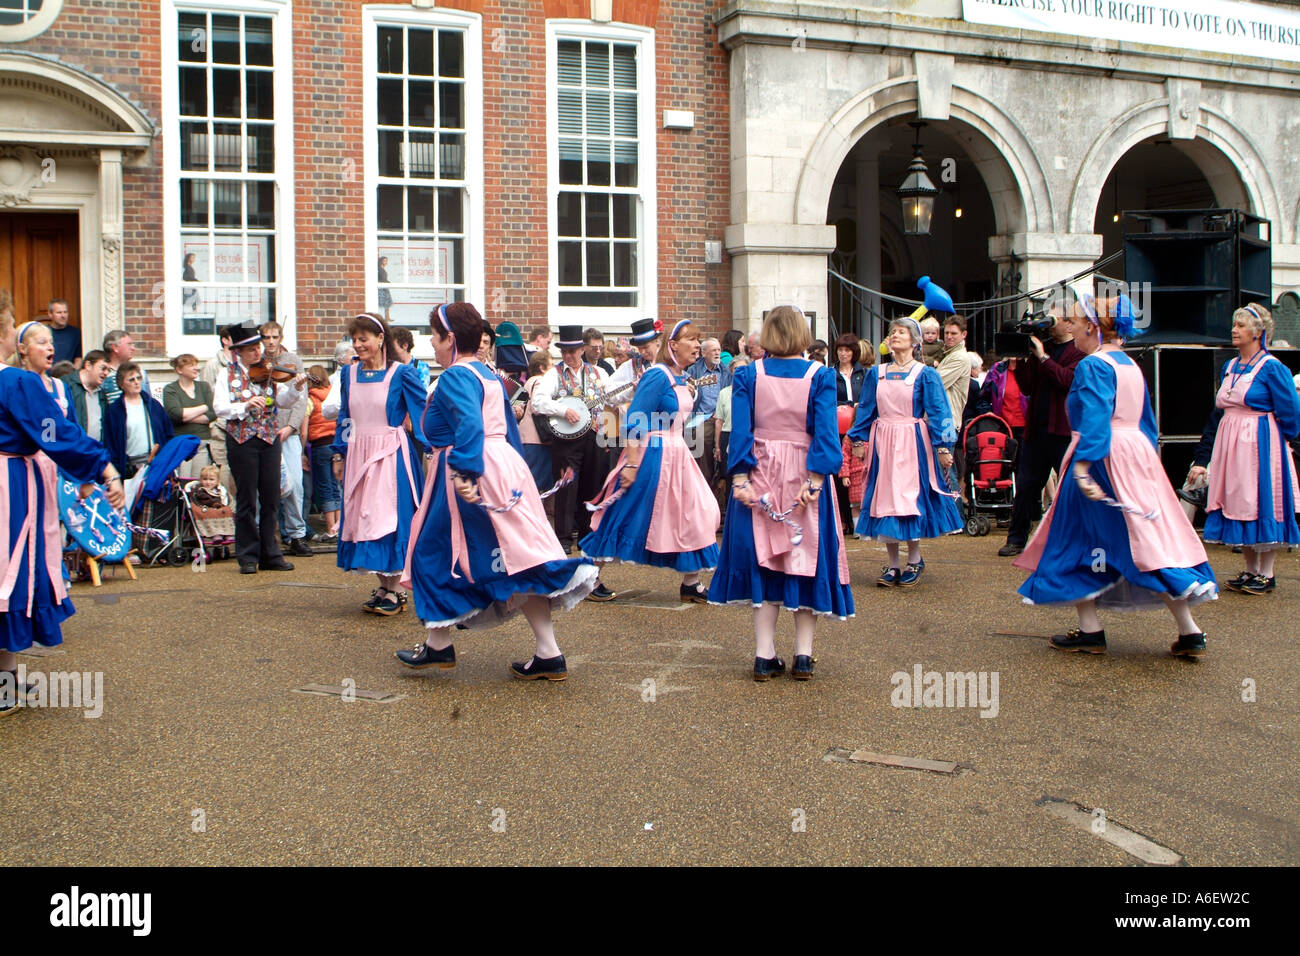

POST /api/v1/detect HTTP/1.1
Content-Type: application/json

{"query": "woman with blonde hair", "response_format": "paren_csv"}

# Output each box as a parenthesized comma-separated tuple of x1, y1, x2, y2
(1187, 302, 1300, 595)
(163, 353, 217, 479)
(582, 318, 721, 602)
(710, 306, 852, 680)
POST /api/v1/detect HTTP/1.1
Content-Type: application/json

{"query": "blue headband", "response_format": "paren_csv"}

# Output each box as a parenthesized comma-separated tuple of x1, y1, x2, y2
(670, 319, 692, 340)
(435, 305, 452, 333)
(16, 321, 42, 344)
(356, 313, 384, 333)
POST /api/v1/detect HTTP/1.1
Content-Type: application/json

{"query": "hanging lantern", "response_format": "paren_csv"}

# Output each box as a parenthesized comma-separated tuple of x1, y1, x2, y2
(897, 121, 939, 236)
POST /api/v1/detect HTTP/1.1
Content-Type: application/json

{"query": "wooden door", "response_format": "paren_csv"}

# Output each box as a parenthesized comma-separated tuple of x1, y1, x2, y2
(0, 212, 81, 327)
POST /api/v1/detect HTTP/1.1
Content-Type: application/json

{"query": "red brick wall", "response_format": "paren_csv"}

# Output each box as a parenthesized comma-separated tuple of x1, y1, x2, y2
(2, 0, 731, 358)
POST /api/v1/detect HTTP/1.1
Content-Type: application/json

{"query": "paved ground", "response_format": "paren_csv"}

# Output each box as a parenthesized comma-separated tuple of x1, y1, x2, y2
(2, 531, 1297, 866)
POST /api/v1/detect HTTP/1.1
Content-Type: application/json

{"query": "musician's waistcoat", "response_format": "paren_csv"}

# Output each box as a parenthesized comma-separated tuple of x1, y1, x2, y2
(225, 363, 278, 445)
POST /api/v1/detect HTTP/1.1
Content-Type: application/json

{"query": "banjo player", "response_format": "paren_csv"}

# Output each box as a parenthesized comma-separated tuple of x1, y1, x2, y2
(529, 327, 616, 591)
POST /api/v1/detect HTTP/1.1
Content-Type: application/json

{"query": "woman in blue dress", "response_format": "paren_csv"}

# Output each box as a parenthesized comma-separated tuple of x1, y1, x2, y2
(847, 316, 962, 588)
(1014, 295, 1216, 657)
(581, 319, 720, 603)
(708, 306, 853, 681)
(330, 313, 429, 616)
(1, 324, 124, 716)
(1186, 303, 1300, 595)
(399, 303, 598, 681)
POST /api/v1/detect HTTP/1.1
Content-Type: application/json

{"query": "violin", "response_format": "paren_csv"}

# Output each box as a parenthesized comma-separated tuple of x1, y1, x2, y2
(247, 360, 298, 384)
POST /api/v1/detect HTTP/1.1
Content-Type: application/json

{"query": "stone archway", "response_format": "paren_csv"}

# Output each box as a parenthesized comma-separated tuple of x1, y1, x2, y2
(1068, 95, 1282, 241)
(794, 76, 1050, 237)
(0, 52, 154, 347)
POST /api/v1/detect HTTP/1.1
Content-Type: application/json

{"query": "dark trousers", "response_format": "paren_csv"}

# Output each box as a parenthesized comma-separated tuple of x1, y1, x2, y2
(1006, 430, 1072, 546)
(689, 418, 725, 511)
(227, 435, 286, 566)
(550, 430, 605, 542)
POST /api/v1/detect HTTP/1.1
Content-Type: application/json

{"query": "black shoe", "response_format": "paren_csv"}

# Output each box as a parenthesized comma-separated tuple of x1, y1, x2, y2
(370, 591, 407, 616)
(239, 563, 258, 574)
(877, 566, 901, 587)
(680, 581, 708, 604)
(1051, 627, 1107, 654)
(1170, 632, 1207, 659)
(791, 655, 814, 680)
(510, 654, 568, 681)
(258, 558, 294, 572)
(997, 541, 1024, 557)
(753, 655, 787, 681)
(363, 588, 384, 611)
(396, 641, 456, 669)
(1223, 571, 1252, 593)
(1239, 575, 1276, 596)
(287, 537, 314, 557)
(586, 582, 616, 602)
(898, 561, 924, 587)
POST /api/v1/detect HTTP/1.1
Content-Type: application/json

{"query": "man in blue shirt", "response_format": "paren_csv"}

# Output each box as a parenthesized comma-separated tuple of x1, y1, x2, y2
(686, 337, 728, 506)
(47, 299, 82, 366)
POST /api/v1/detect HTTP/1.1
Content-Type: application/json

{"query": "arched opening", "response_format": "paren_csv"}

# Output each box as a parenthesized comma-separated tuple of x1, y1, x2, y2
(827, 119, 1005, 351)
(1093, 136, 1250, 269)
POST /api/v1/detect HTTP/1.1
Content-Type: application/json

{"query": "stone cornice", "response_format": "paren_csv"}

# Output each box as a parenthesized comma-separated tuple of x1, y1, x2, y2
(714, 1, 1300, 92)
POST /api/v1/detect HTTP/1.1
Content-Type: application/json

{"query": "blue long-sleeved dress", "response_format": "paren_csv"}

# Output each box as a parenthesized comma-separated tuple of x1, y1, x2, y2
(1, 367, 111, 652)
(407, 362, 597, 628)
(707, 358, 854, 617)
(1199, 356, 1300, 548)
(1016, 353, 1217, 608)
(580, 364, 720, 571)
(846, 364, 963, 541)
(331, 362, 429, 574)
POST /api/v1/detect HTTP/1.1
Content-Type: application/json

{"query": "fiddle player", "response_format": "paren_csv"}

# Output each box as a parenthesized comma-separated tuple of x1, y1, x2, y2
(213, 322, 308, 574)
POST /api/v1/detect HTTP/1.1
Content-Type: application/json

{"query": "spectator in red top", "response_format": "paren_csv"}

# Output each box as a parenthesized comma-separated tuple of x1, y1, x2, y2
(997, 307, 1084, 557)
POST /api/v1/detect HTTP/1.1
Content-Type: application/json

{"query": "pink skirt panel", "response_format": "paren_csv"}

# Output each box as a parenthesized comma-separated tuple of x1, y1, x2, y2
(644, 432, 721, 553)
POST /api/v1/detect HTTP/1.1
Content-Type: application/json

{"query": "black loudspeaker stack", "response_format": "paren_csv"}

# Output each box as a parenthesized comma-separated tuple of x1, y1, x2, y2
(1122, 208, 1271, 343)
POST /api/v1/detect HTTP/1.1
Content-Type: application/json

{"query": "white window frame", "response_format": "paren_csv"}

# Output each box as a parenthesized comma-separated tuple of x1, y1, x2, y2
(363, 4, 483, 358)
(0, 0, 62, 42)
(161, 0, 295, 357)
(547, 20, 656, 326)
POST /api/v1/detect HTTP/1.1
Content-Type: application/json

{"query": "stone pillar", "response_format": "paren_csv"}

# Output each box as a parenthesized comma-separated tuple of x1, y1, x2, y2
(724, 223, 838, 334)
(98, 148, 124, 334)
(988, 232, 1104, 302)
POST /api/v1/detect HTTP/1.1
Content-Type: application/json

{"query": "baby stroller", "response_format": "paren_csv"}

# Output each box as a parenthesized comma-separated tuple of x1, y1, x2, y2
(961, 413, 1018, 536)
(122, 436, 211, 567)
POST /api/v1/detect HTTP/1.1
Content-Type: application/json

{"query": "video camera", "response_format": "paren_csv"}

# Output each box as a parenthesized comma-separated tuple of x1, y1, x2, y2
(994, 308, 1059, 358)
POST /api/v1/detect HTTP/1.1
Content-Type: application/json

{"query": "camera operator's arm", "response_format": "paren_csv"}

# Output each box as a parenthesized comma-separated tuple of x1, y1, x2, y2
(1036, 343, 1081, 392)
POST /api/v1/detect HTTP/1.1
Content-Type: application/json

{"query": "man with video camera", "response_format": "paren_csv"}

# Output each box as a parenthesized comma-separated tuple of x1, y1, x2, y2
(997, 303, 1084, 557)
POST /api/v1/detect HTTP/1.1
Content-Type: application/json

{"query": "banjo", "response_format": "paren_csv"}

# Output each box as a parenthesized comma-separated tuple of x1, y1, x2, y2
(538, 380, 636, 442)
(540, 374, 718, 441)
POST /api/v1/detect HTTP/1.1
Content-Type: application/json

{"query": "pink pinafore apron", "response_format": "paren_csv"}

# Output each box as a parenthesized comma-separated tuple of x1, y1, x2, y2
(868, 362, 953, 519)
(1017, 350, 1207, 573)
(590, 365, 719, 552)
(1205, 353, 1300, 523)
(0, 450, 66, 617)
(403, 363, 564, 586)
(340, 362, 418, 545)
(749, 360, 849, 583)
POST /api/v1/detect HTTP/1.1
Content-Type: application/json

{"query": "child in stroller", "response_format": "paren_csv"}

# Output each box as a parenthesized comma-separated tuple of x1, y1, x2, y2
(186, 465, 235, 560)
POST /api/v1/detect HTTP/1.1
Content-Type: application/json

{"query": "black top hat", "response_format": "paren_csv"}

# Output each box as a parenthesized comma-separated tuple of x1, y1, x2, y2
(222, 322, 262, 349)
(557, 325, 584, 349)
(630, 317, 661, 345)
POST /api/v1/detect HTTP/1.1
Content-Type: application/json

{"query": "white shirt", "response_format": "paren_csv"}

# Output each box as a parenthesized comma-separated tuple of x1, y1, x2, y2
(213, 360, 303, 421)
(124, 400, 149, 458)
(530, 361, 610, 418)
(84, 384, 103, 442)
